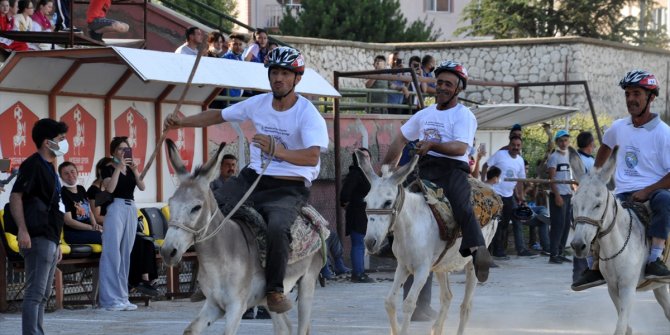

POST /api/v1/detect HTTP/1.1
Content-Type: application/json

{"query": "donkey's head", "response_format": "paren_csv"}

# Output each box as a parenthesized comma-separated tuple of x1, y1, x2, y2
(159, 139, 227, 266)
(355, 150, 419, 255)
(569, 146, 618, 258)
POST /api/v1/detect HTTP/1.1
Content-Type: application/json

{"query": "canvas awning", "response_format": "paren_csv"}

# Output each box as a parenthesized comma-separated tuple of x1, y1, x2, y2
(472, 104, 580, 130)
(0, 47, 340, 105)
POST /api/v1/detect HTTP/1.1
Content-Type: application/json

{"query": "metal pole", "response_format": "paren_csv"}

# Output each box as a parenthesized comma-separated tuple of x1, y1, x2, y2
(333, 71, 344, 240)
(582, 82, 602, 144)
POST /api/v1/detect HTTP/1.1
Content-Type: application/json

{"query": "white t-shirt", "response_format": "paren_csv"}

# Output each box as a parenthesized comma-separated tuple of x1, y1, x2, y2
(175, 43, 198, 56)
(602, 114, 670, 194)
(400, 103, 476, 163)
(486, 149, 525, 197)
(242, 43, 260, 60)
(221, 93, 329, 184)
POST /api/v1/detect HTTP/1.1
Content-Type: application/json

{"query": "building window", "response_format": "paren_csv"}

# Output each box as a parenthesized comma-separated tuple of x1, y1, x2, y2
(652, 7, 667, 31)
(425, 0, 453, 13)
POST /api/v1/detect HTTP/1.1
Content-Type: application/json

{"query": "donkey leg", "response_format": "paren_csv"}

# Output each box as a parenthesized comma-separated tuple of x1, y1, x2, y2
(653, 285, 670, 321)
(183, 300, 224, 335)
(431, 271, 452, 335)
(611, 285, 636, 335)
(268, 311, 291, 335)
(400, 267, 431, 335)
(386, 267, 411, 335)
(297, 264, 320, 335)
(221, 302, 248, 335)
(455, 262, 477, 335)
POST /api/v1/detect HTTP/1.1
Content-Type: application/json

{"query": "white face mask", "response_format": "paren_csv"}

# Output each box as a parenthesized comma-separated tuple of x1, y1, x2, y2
(48, 139, 69, 157)
(62, 180, 77, 188)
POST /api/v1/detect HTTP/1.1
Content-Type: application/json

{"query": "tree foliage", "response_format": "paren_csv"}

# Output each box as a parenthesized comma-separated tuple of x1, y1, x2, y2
(279, 0, 441, 43)
(456, 0, 666, 47)
(166, 0, 238, 33)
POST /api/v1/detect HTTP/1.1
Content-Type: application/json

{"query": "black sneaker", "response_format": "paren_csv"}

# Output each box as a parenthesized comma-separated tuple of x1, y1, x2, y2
(548, 256, 563, 264)
(88, 29, 103, 42)
(134, 281, 159, 297)
(351, 273, 375, 283)
(242, 308, 255, 319)
(571, 269, 606, 291)
(255, 306, 271, 319)
(540, 250, 551, 256)
(645, 258, 670, 280)
(473, 245, 493, 282)
(517, 249, 538, 257)
(558, 255, 573, 263)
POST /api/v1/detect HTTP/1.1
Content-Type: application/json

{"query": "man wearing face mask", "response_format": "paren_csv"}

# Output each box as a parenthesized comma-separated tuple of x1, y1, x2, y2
(9, 118, 68, 335)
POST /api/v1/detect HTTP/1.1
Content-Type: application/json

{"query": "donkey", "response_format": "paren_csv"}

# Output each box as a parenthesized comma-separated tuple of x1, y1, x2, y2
(569, 147, 670, 335)
(356, 151, 498, 335)
(160, 140, 325, 335)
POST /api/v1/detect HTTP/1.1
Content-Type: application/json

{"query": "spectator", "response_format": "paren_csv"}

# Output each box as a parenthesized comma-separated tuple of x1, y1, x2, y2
(405, 55, 422, 108)
(319, 232, 351, 281)
(547, 130, 573, 265)
(485, 166, 501, 185)
(420, 54, 436, 95)
(98, 136, 146, 311)
(210, 154, 237, 203)
(58, 161, 102, 245)
(499, 123, 522, 150)
(221, 33, 245, 98)
(205, 30, 226, 58)
(364, 55, 390, 114)
(469, 139, 485, 179)
(87, 157, 112, 225)
(175, 26, 203, 56)
(263, 41, 278, 64)
(86, 0, 129, 42)
(15, 0, 34, 32)
(243, 28, 268, 63)
(340, 148, 374, 283)
(387, 51, 398, 69)
(483, 135, 535, 258)
(31, 0, 52, 33)
(54, 0, 78, 32)
(10, 118, 68, 335)
(0, 0, 29, 51)
(572, 131, 595, 281)
(388, 57, 409, 115)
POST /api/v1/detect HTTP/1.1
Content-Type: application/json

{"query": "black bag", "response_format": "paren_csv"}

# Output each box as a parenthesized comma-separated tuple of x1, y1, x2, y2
(95, 191, 114, 208)
(3, 198, 50, 237)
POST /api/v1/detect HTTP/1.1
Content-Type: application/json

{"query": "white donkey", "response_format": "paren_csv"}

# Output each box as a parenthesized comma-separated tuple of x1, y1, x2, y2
(160, 139, 325, 335)
(356, 151, 498, 335)
(569, 147, 670, 335)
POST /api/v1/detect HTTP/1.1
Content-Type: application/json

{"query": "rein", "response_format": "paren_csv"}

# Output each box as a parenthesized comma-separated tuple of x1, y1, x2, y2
(168, 138, 276, 243)
(366, 184, 405, 234)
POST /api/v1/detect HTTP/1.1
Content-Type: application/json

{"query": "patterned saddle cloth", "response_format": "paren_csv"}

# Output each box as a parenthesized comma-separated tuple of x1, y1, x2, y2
(621, 200, 670, 263)
(221, 203, 330, 268)
(410, 177, 503, 242)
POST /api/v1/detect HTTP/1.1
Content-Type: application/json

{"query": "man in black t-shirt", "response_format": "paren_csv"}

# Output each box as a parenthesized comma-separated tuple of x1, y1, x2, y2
(10, 118, 68, 335)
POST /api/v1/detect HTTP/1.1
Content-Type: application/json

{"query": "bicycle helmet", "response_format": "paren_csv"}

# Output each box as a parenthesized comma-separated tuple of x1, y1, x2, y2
(265, 46, 305, 75)
(434, 60, 469, 89)
(619, 70, 659, 96)
(513, 205, 535, 223)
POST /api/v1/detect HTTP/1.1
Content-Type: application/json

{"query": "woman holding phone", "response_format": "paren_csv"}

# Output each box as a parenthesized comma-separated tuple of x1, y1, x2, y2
(98, 136, 146, 311)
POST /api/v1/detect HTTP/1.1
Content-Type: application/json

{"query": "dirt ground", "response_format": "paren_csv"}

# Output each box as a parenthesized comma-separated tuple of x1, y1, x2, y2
(1, 254, 668, 335)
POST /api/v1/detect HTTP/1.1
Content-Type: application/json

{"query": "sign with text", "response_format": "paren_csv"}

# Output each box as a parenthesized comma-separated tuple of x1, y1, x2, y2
(0, 101, 39, 165)
(61, 104, 96, 175)
(114, 107, 147, 171)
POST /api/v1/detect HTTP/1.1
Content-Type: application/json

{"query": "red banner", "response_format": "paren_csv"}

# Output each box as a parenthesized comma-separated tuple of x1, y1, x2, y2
(165, 111, 195, 174)
(0, 101, 39, 166)
(114, 107, 147, 171)
(61, 104, 96, 175)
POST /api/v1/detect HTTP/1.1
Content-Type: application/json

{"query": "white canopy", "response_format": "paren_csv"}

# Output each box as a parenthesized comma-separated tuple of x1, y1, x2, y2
(472, 104, 580, 130)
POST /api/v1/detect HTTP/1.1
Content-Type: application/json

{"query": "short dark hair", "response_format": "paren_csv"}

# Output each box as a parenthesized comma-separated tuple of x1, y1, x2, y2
(32, 118, 68, 149)
(229, 33, 245, 42)
(94, 157, 112, 180)
(58, 161, 76, 176)
(253, 28, 267, 44)
(185, 26, 200, 41)
(207, 31, 224, 44)
(487, 166, 501, 180)
(110, 136, 129, 154)
(577, 131, 594, 149)
(509, 135, 523, 142)
(374, 55, 386, 63)
(421, 54, 433, 67)
(409, 56, 421, 67)
(18, 0, 31, 13)
(221, 154, 237, 164)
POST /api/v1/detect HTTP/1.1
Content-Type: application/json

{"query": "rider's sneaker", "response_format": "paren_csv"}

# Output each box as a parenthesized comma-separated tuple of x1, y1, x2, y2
(266, 291, 292, 313)
(571, 269, 606, 291)
(644, 258, 670, 280)
(472, 246, 492, 282)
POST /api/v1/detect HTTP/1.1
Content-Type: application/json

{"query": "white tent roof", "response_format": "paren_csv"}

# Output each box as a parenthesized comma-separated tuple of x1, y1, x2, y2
(0, 47, 340, 105)
(472, 104, 580, 130)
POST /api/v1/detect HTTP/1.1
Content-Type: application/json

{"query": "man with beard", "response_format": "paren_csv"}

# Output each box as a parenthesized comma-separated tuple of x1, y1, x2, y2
(165, 46, 329, 313)
(381, 60, 493, 283)
(484, 136, 535, 258)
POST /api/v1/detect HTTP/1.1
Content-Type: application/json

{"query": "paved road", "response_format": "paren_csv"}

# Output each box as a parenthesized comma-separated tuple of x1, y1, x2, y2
(1, 255, 668, 334)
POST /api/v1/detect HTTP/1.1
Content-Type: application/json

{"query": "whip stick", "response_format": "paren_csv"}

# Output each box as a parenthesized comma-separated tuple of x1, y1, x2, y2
(140, 49, 204, 181)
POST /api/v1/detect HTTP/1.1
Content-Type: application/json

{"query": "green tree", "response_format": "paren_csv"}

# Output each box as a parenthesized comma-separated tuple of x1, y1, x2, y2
(163, 0, 238, 33)
(279, 0, 441, 42)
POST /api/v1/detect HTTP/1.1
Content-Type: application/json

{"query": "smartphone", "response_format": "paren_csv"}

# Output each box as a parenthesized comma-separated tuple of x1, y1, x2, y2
(479, 143, 486, 152)
(123, 147, 133, 160)
(0, 159, 10, 172)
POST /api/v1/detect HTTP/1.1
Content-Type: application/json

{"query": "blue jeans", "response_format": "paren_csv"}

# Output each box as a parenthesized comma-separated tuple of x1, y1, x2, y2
(350, 232, 365, 276)
(617, 189, 670, 239)
(529, 206, 550, 252)
(21, 237, 58, 335)
(492, 196, 527, 255)
(549, 193, 572, 257)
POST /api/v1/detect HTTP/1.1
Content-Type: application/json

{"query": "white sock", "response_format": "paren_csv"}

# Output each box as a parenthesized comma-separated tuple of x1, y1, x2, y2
(648, 245, 663, 264)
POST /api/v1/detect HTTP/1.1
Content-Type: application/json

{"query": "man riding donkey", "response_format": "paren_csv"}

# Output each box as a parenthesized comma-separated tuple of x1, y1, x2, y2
(164, 46, 329, 313)
(381, 60, 493, 283)
(573, 69, 670, 291)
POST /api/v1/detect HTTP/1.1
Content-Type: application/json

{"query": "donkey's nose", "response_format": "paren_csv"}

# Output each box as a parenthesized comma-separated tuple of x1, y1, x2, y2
(570, 241, 586, 252)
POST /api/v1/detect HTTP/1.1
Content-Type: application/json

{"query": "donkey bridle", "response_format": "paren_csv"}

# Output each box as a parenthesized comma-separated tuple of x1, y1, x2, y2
(365, 185, 405, 234)
(573, 192, 633, 261)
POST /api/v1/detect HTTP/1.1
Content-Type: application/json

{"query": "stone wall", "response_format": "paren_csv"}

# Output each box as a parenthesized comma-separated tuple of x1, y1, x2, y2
(281, 36, 670, 119)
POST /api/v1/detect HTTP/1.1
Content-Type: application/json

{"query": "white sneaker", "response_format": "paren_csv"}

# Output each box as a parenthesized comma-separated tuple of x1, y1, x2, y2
(105, 303, 127, 311)
(123, 301, 138, 311)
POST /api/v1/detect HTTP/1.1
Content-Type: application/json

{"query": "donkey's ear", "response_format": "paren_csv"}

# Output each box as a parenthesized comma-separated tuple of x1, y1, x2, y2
(596, 145, 618, 184)
(166, 139, 189, 179)
(355, 149, 378, 185)
(568, 146, 585, 183)
(390, 154, 419, 185)
(199, 142, 227, 183)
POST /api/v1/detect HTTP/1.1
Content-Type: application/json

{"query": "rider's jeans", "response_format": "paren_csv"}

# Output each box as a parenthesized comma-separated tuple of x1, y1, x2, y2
(616, 189, 670, 239)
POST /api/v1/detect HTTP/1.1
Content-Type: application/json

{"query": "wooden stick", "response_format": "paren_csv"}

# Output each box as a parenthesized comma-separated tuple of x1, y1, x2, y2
(504, 177, 578, 185)
(140, 49, 204, 181)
